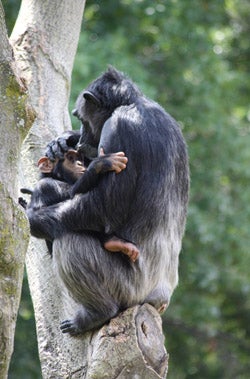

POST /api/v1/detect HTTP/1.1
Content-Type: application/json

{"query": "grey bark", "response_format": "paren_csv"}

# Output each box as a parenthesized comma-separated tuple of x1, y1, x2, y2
(84, 304, 168, 379)
(10, 0, 88, 377)
(0, 2, 32, 378)
(8, 0, 168, 378)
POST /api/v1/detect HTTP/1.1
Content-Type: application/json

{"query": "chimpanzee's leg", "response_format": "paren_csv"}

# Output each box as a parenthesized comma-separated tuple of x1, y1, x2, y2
(53, 233, 121, 335)
(60, 302, 119, 335)
(103, 234, 140, 263)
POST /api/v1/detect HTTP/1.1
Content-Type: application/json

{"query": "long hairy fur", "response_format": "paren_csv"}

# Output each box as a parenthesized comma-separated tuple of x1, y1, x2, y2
(28, 67, 189, 334)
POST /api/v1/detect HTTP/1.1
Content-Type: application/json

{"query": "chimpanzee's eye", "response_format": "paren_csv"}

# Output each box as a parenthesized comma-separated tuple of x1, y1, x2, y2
(66, 151, 78, 163)
(67, 154, 75, 163)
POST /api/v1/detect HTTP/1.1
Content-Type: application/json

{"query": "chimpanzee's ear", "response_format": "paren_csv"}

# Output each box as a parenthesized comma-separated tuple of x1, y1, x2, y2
(37, 157, 54, 173)
(83, 91, 101, 106)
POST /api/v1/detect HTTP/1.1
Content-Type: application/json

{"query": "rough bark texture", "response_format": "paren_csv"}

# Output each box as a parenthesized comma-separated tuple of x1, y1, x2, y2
(0, 2, 33, 378)
(10, 1, 88, 377)
(9, 1, 168, 378)
(86, 304, 168, 379)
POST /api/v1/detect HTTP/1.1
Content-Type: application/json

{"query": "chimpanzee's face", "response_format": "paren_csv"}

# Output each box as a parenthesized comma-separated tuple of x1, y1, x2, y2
(63, 150, 86, 177)
(53, 150, 86, 184)
(72, 92, 91, 125)
(72, 86, 113, 145)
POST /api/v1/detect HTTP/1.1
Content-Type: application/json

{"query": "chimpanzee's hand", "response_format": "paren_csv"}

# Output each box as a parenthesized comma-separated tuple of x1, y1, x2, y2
(70, 148, 128, 198)
(18, 188, 33, 209)
(45, 131, 81, 161)
(96, 148, 128, 174)
(18, 197, 28, 209)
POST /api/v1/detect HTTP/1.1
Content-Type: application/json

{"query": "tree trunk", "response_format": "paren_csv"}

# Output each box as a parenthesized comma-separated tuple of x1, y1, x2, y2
(0, 2, 33, 378)
(8, 1, 168, 378)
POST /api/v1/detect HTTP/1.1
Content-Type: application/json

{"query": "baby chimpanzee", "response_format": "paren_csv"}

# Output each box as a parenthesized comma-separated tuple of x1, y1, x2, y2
(20, 140, 139, 262)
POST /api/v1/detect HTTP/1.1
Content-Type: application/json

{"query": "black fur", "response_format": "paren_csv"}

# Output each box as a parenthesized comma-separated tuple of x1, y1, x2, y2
(27, 67, 189, 335)
(45, 130, 81, 161)
(25, 147, 122, 253)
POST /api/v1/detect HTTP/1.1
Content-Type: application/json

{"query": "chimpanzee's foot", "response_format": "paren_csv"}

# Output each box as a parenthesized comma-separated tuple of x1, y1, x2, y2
(60, 304, 119, 336)
(104, 237, 140, 262)
(60, 314, 104, 336)
(144, 286, 170, 314)
(157, 303, 168, 314)
(60, 319, 83, 336)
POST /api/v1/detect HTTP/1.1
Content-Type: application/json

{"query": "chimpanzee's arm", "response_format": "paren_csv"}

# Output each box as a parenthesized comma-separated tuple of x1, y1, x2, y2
(26, 179, 73, 240)
(70, 165, 99, 197)
(28, 178, 71, 210)
(70, 153, 126, 197)
(27, 190, 109, 241)
(27, 119, 135, 241)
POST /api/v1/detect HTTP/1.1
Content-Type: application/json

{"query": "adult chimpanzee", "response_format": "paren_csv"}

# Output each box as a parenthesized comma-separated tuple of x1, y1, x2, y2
(27, 66, 189, 336)
(20, 134, 139, 261)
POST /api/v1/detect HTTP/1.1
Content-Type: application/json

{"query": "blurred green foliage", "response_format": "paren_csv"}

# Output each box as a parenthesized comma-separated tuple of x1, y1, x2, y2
(1, 0, 21, 34)
(4, 0, 250, 378)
